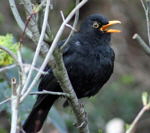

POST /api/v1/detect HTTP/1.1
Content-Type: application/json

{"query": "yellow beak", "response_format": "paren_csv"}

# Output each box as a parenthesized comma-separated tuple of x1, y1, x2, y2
(100, 20, 121, 33)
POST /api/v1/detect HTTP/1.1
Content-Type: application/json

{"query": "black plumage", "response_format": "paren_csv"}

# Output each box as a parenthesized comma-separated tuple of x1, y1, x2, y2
(22, 14, 120, 133)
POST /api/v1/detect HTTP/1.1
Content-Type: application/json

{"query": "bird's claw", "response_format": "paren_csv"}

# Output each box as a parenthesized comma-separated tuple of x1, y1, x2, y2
(73, 120, 87, 129)
(79, 102, 84, 108)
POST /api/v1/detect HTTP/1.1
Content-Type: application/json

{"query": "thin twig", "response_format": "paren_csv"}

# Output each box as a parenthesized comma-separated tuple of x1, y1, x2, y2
(30, 90, 70, 97)
(37, 0, 53, 42)
(16, 50, 26, 101)
(133, 33, 150, 55)
(51, 49, 89, 133)
(126, 104, 150, 133)
(61, 0, 80, 50)
(10, 78, 18, 133)
(60, 10, 65, 21)
(20, 1, 47, 43)
(0, 63, 47, 74)
(0, 64, 16, 72)
(60, 11, 77, 31)
(17, 50, 26, 85)
(8, 0, 32, 38)
(20, 0, 88, 102)
(19, 12, 36, 43)
(21, 0, 50, 57)
(0, 44, 24, 77)
(0, 97, 11, 106)
(23, 64, 48, 74)
(21, 0, 51, 95)
(140, 0, 150, 45)
(141, 0, 147, 11)
(0, 45, 19, 64)
(21, 0, 40, 44)
(146, 11, 150, 45)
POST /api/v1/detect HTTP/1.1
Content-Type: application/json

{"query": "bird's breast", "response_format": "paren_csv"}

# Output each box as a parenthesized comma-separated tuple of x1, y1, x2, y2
(65, 49, 114, 98)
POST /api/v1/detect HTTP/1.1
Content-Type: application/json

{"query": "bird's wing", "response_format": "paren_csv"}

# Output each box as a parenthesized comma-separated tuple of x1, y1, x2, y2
(38, 67, 60, 92)
(38, 40, 70, 91)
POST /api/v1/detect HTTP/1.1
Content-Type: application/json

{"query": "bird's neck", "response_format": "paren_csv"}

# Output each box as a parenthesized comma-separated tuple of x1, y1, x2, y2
(81, 32, 111, 47)
(97, 33, 111, 45)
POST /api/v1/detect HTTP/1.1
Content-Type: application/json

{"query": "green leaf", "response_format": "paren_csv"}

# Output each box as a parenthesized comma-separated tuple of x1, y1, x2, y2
(0, 34, 19, 66)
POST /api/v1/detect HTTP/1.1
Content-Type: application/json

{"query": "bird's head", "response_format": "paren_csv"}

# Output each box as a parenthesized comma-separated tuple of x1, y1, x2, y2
(80, 14, 121, 36)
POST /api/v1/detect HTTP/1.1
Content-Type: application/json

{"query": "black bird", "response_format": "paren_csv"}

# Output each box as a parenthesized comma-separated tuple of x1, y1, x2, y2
(22, 14, 121, 133)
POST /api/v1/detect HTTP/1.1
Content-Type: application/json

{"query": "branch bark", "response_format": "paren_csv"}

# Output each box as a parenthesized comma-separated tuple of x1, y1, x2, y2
(126, 104, 150, 133)
(8, 0, 32, 39)
(51, 49, 89, 133)
(0, 97, 11, 106)
(61, 0, 80, 50)
(133, 0, 150, 56)
(0, 45, 19, 64)
(140, 0, 150, 45)
(10, 78, 19, 133)
(133, 33, 150, 56)
(21, 0, 51, 95)
(30, 90, 70, 97)
(21, 0, 39, 43)
(0, 64, 16, 72)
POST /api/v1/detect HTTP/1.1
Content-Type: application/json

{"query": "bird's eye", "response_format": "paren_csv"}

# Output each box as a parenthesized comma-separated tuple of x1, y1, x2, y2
(92, 21, 100, 29)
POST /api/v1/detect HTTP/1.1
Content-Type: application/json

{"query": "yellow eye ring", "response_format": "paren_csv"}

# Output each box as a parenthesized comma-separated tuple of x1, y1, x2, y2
(92, 22, 99, 28)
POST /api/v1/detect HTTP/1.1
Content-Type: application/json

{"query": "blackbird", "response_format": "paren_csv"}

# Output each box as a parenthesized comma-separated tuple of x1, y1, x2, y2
(22, 14, 121, 133)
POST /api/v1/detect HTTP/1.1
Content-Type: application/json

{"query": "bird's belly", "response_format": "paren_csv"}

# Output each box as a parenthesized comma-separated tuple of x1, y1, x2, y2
(66, 59, 113, 98)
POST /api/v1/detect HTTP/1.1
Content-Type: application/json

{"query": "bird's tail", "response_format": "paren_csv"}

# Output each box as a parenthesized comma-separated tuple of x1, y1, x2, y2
(22, 94, 58, 133)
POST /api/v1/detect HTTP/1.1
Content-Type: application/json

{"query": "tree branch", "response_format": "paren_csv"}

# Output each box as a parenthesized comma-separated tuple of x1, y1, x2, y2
(0, 97, 11, 106)
(23, 64, 48, 74)
(140, 0, 150, 45)
(61, 0, 80, 50)
(10, 78, 19, 133)
(133, 0, 150, 56)
(133, 33, 150, 55)
(51, 49, 89, 133)
(60, 11, 77, 32)
(0, 64, 16, 72)
(21, 0, 51, 95)
(8, 0, 32, 39)
(0, 45, 24, 79)
(30, 90, 70, 97)
(0, 44, 19, 64)
(126, 104, 150, 133)
(21, 0, 39, 43)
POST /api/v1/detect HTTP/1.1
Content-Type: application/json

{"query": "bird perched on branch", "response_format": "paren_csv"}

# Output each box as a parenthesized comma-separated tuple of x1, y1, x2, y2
(22, 14, 121, 133)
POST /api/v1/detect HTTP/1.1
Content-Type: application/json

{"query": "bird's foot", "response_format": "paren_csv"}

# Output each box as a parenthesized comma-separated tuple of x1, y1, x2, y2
(73, 102, 88, 128)
(60, 94, 67, 99)
(73, 120, 88, 129)
(79, 102, 84, 108)
(79, 102, 87, 117)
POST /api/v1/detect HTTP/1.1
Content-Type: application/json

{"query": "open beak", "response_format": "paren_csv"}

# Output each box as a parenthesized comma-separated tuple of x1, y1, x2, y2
(100, 20, 121, 33)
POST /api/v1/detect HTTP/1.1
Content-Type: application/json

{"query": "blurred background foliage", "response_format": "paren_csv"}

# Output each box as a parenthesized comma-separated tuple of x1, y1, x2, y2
(0, 0, 150, 133)
(0, 34, 19, 65)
